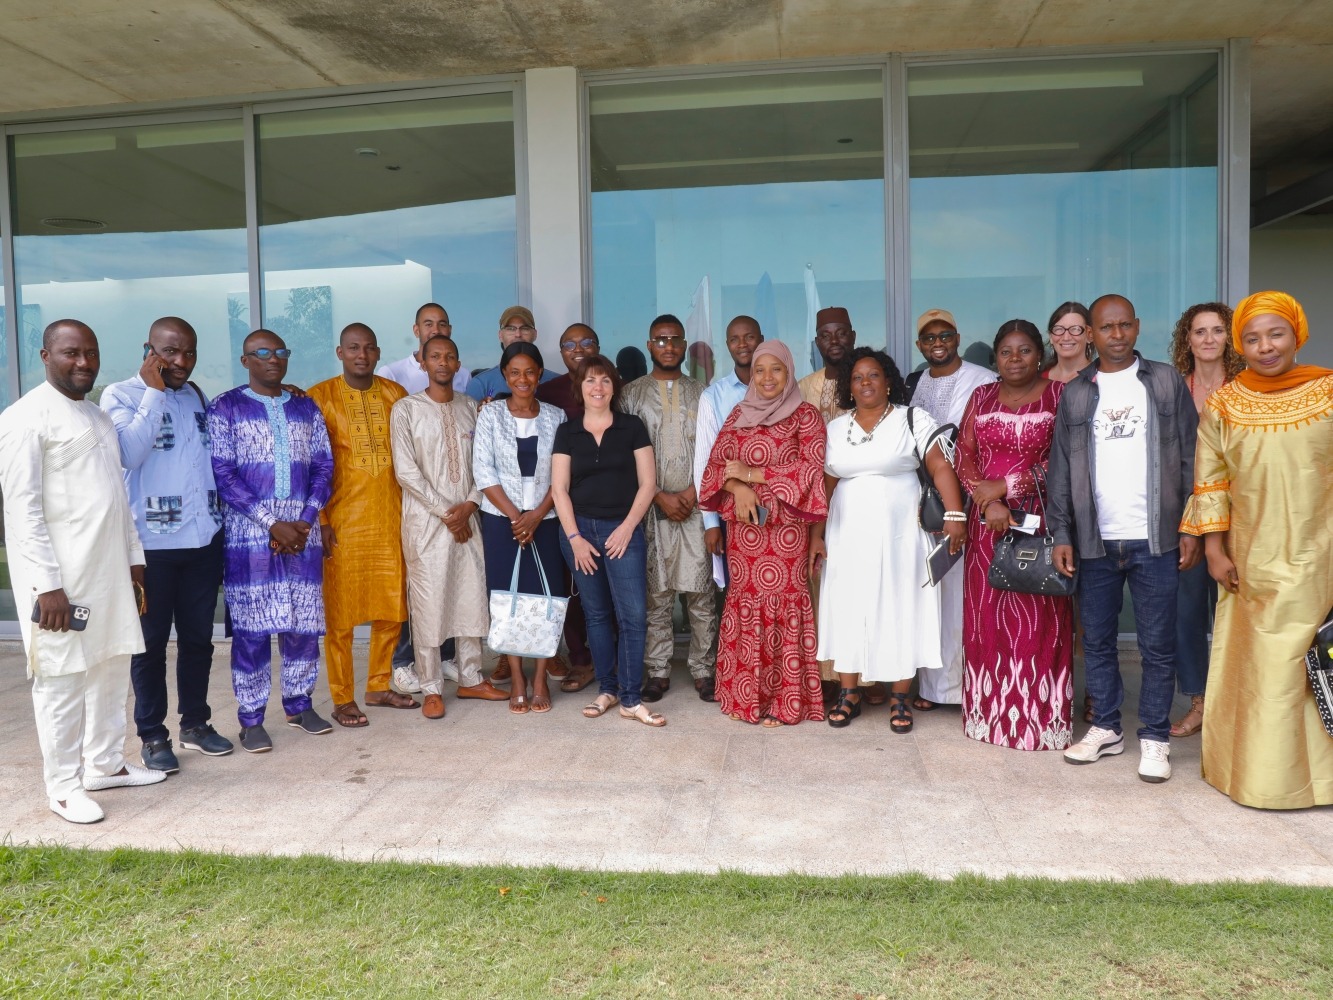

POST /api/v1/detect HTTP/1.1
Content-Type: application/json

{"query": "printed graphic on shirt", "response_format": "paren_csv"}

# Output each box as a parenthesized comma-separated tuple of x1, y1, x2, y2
(195, 411, 210, 445)
(1094, 405, 1143, 441)
(208, 489, 223, 527)
(145, 495, 183, 533)
(154, 412, 175, 451)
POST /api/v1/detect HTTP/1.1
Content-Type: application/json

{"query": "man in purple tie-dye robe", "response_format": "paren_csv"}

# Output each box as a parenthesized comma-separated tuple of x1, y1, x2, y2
(207, 330, 334, 751)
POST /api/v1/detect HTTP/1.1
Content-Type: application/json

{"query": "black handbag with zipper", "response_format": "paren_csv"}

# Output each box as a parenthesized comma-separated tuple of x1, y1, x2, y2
(986, 465, 1077, 597)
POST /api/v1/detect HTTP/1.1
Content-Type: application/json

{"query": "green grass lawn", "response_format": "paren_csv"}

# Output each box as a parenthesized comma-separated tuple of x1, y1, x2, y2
(2, 844, 1330, 999)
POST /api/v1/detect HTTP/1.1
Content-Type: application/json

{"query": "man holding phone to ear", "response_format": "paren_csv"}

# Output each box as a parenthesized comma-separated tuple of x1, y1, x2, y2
(0, 319, 165, 824)
(102, 317, 233, 773)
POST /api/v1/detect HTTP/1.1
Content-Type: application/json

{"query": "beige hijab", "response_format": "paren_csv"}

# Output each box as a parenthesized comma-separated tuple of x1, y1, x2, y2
(731, 341, 804, 429)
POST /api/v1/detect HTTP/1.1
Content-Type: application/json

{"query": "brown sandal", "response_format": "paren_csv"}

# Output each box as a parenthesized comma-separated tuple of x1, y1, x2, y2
(1083, 693, 1095, 724)
(561, 667, 596, 693)
(364, 690, 420, 709)
(331, 701, 368, 728)
(1170, 695, 1204, 737)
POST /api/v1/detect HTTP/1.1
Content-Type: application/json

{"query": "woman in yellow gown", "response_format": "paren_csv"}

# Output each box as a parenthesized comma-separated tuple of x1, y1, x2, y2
(1181, 291, 1333, 809)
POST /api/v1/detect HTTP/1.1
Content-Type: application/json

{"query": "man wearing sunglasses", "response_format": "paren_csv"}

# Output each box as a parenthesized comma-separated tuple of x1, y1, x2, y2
(465, 305, 558, 403)
(537, 323, 600, 420)
(906, 308, 996, 713)
(207, 330, 335, 753)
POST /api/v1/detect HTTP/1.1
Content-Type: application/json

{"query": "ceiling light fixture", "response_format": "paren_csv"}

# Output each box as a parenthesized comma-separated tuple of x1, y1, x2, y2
(41, 217, 107, 231)
(355, 147, 380, 157)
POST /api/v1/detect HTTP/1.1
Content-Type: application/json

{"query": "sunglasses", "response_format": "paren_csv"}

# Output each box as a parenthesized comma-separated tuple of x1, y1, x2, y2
(918, 332, 958, 346)
(651, 336, 686, 348)
(244, 348, 292, 360)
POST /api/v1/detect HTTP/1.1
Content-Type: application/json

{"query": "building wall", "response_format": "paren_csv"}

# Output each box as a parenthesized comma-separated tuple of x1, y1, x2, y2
(1250, 215, 1333, 367)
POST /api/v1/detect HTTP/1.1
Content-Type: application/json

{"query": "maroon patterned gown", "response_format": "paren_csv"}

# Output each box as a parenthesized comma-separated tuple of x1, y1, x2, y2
(701, 403, 828, 724)
(956, 381, 1073, 750)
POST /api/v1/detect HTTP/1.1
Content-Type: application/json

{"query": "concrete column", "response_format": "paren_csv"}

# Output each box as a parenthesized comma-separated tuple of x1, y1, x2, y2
(523, 67, 586, 362)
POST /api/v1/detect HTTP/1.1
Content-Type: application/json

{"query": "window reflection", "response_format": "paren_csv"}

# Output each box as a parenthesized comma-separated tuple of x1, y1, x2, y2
(256, 93, 518, 387)
(590, 70, 886, 381)
(908, 54, 1220, 368)
(11, 119, 249, 399)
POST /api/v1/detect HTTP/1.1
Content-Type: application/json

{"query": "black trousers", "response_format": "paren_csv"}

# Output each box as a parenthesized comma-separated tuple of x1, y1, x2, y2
(130, 531, 224, 742)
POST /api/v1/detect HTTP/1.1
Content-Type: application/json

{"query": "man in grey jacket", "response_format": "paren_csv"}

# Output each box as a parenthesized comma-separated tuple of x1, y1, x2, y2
(1048, 294, 1200, 783)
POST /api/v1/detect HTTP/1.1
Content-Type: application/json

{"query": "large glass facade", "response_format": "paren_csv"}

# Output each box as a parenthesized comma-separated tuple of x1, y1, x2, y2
(590, 70, 886, 382)
(256, 92, 519, 387)
(908, 53, 1220, 366)
(10, 118, 249, 399)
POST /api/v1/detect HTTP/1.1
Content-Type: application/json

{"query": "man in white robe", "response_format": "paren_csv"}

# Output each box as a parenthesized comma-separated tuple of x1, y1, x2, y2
(906, 308, 997, 708)
(0, 320, 166, 824)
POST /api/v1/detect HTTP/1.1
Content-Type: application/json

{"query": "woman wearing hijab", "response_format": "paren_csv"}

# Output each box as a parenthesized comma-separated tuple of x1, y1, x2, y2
(700, 341, 828, 726)
(1181, 291, 1333, 809)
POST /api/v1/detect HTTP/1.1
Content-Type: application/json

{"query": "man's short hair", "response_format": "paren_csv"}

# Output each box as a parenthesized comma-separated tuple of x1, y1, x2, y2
(649, 313, 685, 333)
(415, 302, 448, 324)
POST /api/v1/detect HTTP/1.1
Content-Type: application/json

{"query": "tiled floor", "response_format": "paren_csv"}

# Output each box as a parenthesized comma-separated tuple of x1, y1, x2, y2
(1, 640, 1329, 882)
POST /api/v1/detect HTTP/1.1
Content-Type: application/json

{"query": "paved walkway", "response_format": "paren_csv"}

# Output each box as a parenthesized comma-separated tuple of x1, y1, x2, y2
(1, 640, 1329, 883)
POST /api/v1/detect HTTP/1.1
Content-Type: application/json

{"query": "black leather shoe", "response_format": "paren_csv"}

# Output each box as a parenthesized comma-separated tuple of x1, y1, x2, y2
(141, 738, 180, 773)
(641, 677, 670, 703)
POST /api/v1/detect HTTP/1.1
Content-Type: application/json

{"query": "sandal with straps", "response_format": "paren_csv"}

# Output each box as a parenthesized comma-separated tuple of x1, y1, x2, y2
(620, 704, 667, 727)
(1170, 695, 1204, 738)
(888, 691, 914, 734)
(827, 688, 862, 729)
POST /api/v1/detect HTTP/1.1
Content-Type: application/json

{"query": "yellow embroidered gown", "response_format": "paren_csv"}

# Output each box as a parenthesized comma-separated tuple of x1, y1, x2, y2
(307, 375, 409, 630)
(1181, 375, 1333, 809)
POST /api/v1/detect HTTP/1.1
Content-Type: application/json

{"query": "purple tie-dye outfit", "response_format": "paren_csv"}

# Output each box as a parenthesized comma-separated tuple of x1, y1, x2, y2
(207, 387, 333, 727)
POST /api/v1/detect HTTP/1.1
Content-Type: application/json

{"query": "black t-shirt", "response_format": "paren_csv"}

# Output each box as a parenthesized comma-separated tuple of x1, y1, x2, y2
(553, 410, 652, 519)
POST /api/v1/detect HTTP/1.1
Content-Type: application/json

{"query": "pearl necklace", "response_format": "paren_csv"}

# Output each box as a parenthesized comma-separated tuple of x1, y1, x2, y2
(847, 404, 892, 446)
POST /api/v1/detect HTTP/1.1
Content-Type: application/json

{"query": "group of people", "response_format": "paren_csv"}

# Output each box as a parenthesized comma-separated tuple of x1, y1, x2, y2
(1, 290, 1328, 826)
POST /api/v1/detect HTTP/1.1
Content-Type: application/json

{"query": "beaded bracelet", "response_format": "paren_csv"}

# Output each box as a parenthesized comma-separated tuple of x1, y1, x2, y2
(942, 510, 968, 522)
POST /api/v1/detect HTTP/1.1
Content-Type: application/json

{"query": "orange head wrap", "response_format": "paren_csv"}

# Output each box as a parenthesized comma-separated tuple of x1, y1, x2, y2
(1231, 291, 1308, 353)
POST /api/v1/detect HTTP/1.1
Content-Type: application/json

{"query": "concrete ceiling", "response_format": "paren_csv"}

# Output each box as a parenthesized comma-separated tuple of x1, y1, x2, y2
(0, 0, 1329, 176)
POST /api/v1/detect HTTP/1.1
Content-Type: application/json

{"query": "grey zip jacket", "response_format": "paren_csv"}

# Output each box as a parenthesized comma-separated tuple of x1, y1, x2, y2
(1046, 353, 1197, 559)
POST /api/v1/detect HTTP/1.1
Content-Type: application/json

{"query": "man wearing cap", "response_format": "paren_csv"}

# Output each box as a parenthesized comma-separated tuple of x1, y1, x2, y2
(907, 308, 996, 711)
(465, 306, 559, 403)
(798, 307, 856, 423)
(376, 302, 471, 396)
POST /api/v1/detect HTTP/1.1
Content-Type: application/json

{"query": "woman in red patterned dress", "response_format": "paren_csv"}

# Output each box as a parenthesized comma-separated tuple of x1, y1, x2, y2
(700, 341, 828, 726)
(956, 320, 1073, 750)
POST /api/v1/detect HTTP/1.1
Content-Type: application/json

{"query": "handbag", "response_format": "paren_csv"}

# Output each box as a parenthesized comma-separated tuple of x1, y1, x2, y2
(1304, 607, 1333, 740)
(487, 544, 569, 659)
(986, 466, 1077, 597)
(905, 407, 959, 533)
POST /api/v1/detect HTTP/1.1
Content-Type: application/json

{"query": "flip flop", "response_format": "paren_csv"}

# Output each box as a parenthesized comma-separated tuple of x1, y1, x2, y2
(911, 697, 941, 712)
(509, 694, 529, 715)
(331, 702, 368, 728)
(531, 692, 552, 714)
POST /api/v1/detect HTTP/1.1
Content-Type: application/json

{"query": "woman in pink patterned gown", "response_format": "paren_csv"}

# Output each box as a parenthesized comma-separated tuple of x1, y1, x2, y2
(700, 341, 828, 726)
(956, 320, 1073, 750)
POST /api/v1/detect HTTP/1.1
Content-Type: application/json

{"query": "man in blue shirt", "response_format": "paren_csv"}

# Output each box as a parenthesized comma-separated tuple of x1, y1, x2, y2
(101, 317, 233, 771)
(464, 306, 559, 403)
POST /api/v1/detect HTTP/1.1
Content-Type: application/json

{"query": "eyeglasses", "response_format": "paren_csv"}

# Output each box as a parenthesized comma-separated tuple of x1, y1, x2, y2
(1097, 321, 1137, 335)
(1050, 325, 1086, 337)
(651, 336, 685, 348)
(918, 331, 958, 345)
(244, 348, 292, 360)
(560, 337, 598, 351)
(502, 324, 536, 334)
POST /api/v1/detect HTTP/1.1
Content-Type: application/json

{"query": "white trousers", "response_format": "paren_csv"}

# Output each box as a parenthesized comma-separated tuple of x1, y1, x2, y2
(30, 655, 130, 801)
(918, 565, 964, 704)
(416, 636, 483, 696)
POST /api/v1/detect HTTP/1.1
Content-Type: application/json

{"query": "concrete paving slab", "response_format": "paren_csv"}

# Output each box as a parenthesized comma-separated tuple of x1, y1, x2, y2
(1, 639, 1330, 883)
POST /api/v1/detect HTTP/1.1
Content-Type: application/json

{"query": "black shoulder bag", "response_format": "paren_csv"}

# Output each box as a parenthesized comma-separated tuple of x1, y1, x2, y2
(905, 406, 959, 533)
(986, 465, 1077, 597)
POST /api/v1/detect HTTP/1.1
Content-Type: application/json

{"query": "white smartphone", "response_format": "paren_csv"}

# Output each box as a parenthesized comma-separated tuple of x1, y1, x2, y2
(1010, 512, 1041, 535)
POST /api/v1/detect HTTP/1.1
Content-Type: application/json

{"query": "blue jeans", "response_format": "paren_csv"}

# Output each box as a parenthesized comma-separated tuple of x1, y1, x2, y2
(1077, 539, 1178, 743)
(559, 516, 647, 708)
(1174, 559, 1216, 697)
(130, 532, 223, 742)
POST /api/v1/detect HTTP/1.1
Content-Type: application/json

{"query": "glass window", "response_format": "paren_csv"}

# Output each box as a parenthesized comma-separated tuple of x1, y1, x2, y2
(256, 92, 518, 387)
(590, 69, 886, 383)
(0, 238, 9, 621)
(908, 53, 1220, 367)
(11, 118, 249, 399)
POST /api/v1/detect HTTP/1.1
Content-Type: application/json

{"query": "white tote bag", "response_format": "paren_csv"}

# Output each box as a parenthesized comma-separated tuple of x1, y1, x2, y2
(487, 544, 569, 659)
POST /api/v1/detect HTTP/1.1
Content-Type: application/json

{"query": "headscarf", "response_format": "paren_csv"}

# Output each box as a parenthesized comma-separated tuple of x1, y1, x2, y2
(1231, 290, 1332, 393)
(731, 340, 805, 429)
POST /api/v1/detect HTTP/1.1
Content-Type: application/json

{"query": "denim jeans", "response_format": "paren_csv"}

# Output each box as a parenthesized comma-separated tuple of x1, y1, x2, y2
(130, 532, 223, 743)
(1174, 559, 1216, 697)
(559, 516, 647, 708)
(1077, 539, 1178, 743)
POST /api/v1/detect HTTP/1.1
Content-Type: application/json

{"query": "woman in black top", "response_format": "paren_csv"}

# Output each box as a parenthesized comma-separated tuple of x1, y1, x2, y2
(552, 355, 664, 726)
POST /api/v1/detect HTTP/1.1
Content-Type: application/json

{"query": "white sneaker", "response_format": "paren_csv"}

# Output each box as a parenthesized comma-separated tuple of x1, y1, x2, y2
(440, 659, 459, 683)
(1138, 739, 1172, 783)
(49, 791, 105, 824)
(391, 665, 422, 694)
(82, 762, 168, 791)
(1063, 725, 1125, 764)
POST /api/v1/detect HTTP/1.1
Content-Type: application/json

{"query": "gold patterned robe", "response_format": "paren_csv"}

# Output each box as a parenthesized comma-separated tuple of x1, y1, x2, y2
(798, 369, 843, 424)
(621, 374, 712, 594)
(1181, 375, 1333, 809)
(389, 392, 489, 646)
(308, 375, 408, 630)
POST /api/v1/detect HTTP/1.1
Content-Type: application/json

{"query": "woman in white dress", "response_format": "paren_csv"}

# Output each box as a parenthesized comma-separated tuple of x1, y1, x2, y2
(809, 347, 967, 732)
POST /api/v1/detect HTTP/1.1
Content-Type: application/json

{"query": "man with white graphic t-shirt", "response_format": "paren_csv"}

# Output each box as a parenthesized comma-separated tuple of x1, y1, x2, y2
(1047, 294, 1200, 783)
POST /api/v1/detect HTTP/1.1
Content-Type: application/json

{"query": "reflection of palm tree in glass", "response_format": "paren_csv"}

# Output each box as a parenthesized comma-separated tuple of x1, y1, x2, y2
(268, 286, 333, 380)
